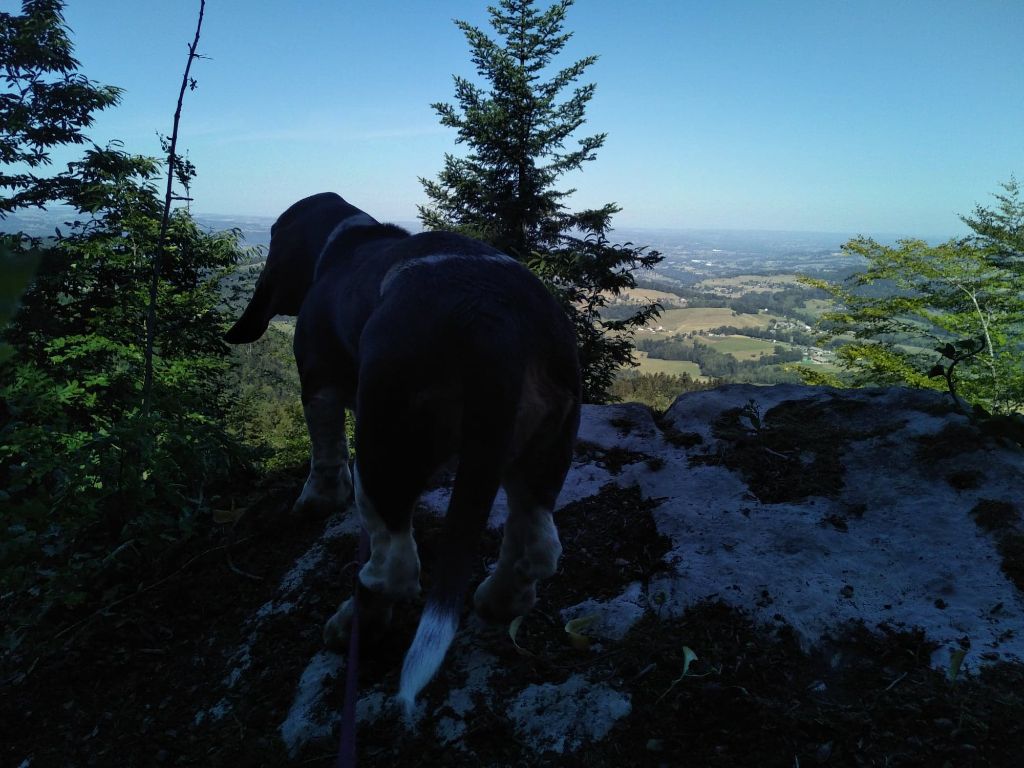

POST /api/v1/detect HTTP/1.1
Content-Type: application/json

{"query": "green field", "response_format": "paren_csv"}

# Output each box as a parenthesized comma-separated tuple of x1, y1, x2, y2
(633, 351, 704, 379)
(656, 307, 780, 333)
(700, 334, 778, 360)
(694, 274, 804, 294)
(800, 298, 833, 319)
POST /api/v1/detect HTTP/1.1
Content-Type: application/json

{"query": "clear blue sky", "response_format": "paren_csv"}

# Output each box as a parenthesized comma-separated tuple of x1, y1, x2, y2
(13, 0, 1024, 236)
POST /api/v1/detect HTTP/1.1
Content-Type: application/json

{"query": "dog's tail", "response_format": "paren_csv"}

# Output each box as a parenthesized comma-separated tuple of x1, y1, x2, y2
(396, 358, 521, 715)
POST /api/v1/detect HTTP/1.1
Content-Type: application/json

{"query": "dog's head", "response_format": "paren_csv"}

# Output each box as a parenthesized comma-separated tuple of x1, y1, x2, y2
(225, 192, 377, 343)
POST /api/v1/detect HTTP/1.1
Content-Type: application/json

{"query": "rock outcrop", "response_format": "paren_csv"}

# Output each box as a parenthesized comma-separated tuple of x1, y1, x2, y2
(199, 384, 1024, 761)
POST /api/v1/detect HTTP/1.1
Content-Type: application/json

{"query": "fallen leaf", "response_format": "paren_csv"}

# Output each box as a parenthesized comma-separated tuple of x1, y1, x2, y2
(564, 614, 599, 651)
(508, 615, 535, 657)
(213, 503, 245, 524)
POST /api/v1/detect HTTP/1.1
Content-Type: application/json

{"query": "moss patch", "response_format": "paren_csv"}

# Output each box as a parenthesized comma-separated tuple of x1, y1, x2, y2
(550, 484, 673, 603)
(654, 414, 704, 448)
(574, 440, 659, 474)
(968, 499, 1024, 595)
(915, 422, 994, 464)
(970, 499, 1020, 533)
(693, 396, 893, 503)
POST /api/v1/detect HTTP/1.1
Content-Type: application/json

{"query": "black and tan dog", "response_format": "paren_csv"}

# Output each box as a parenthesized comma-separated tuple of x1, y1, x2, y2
(226, 193, 581, 712)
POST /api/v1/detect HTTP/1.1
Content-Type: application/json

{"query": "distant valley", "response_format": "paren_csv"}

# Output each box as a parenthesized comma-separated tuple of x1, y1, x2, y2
(5, 209, 902, 394)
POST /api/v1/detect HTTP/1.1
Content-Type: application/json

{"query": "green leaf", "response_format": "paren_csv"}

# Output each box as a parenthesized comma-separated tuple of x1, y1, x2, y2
(564, 614, 599, 651)
(680, 645, 698, 677)
(948, 648, 967, 683)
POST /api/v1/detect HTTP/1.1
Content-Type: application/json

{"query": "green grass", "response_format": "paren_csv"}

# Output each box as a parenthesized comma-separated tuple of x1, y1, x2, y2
(633, 351, 704, 379)
(800, 298, 833, 319)
(657, 307, 779, 333)
(694, 273, 804, 293)
(700, 334, 778, 360)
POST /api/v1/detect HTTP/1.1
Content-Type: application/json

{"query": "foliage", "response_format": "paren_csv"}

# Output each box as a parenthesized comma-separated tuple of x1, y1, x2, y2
(725, 285, 829, 319)
(1, 0, 122, 215)
(530, 234, 661, 400)
(226, 323, 311, 471)
(0, 236, 40, 362)
(419, 0, 662, 402)
(794, 365, 847, 388)
(960, 176, 1024, 272)
(706, 323, 817, 347)
(0, 3, 252, 641)
(1, 147, 252, 634)
(609, 370, 715, 412)
(800, 180, 1024, 414)
(1, 364, 248, 626)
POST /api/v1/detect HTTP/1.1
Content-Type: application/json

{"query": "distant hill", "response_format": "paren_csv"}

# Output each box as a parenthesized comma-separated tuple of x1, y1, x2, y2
(3, 208, 950, 272)
(0, 207, 279, 248)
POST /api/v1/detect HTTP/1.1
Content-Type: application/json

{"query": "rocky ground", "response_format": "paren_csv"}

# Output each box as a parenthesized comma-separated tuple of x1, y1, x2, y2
(5, 384, 1023, 767)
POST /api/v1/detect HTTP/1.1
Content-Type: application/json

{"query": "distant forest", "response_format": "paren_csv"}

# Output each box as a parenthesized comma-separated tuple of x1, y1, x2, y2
(636, 336, 803, 384)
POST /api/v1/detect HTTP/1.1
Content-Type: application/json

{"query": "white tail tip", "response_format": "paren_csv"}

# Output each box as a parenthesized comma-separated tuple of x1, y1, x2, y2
(397, 602, 459, 713)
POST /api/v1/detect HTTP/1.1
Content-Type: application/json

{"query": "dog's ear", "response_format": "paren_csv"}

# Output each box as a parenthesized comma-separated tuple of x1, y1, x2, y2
(224, 268, 278, 344)
(225, 193, 358, 344)
(224, 219, 312, 344)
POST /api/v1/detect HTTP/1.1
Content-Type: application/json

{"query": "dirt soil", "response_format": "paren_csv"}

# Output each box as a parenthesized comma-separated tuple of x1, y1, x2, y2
(4, 455, 1024, 767)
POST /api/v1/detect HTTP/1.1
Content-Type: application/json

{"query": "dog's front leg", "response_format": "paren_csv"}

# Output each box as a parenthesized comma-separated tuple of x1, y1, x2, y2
(293, 387, 353, 515)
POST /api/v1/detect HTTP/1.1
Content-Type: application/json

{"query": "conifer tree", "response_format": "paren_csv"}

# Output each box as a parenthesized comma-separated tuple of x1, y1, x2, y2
(419, 0, 661, 402)
(960, 177, 1024, 272)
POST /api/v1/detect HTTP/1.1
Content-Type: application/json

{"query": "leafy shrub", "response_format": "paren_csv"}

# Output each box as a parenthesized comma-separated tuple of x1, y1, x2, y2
(801, 180, 1024, 415)
(1, 153, 253, 641)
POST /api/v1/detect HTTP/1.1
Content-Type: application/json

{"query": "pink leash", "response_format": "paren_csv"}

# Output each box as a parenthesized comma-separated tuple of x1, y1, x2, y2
(336, 526, 370, 768)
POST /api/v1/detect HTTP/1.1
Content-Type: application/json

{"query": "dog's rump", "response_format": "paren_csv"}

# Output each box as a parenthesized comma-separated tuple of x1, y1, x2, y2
(354, 241, 579, 502)
(351, 241, 579, 710)
(380, 245, 574, 429)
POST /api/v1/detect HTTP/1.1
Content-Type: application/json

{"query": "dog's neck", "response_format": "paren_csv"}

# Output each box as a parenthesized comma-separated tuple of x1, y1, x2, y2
(314, 212, 379, 280)
(313, 222, 412, 285)
(321, 213, 378, 252)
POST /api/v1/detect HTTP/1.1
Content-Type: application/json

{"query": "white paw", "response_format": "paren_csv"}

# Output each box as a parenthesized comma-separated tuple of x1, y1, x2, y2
(293, 465, 354, 515)
(473, 574, 537, 624)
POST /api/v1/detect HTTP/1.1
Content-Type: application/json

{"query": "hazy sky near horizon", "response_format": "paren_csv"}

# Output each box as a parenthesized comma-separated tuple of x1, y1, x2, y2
(11, 0, 1024, 237)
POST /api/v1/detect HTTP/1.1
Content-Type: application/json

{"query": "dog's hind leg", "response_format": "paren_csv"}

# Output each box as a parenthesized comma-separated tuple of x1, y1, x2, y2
(293, 387, 353, 516)
(323, 401, 446, 651)
(322, 463, 422, 650)
(474, 408, 578, 623)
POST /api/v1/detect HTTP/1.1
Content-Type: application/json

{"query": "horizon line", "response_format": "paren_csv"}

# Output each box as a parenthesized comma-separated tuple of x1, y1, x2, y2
(2, 205, 961, 242)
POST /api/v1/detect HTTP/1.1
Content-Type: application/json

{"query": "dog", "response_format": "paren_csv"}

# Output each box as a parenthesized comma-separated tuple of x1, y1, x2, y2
(225, 193, 581, 712)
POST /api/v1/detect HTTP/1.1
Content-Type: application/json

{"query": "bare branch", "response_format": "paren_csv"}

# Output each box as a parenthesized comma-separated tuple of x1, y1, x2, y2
(143, 0, 206, 413)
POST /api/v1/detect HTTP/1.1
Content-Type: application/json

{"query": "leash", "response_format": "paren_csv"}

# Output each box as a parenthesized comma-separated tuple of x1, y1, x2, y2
(336, 525, 370, 768)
